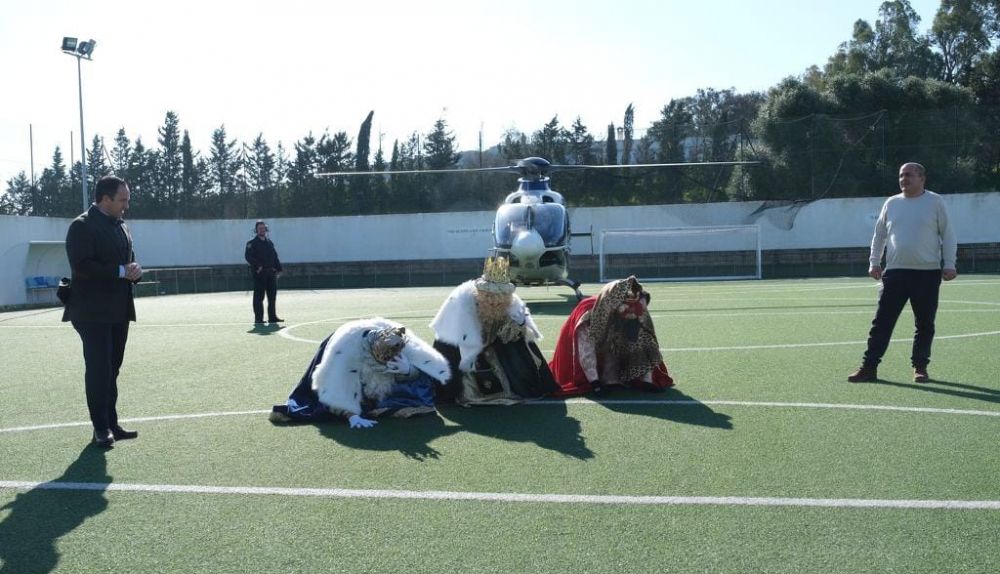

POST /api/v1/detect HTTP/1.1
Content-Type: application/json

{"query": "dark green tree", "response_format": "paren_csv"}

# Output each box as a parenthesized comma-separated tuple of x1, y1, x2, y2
(157, 111, 183, 217)
(622, 104, 634, 165)
(605, 123, 617, 165)
(207, 125, 240, 217)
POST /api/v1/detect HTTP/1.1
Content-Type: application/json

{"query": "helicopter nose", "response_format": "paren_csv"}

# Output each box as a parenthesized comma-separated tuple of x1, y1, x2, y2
(511, 229, 545, 263)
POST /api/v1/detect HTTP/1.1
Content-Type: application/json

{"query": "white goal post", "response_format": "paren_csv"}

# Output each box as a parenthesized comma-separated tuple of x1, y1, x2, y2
(598, 225, 762, 283)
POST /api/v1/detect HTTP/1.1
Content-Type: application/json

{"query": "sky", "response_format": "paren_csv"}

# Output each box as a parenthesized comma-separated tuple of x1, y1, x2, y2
(0, 0, 945, 188)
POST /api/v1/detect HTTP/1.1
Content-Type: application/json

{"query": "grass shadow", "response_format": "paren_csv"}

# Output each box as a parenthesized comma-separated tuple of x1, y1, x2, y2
(247, 323, 284, 335)
(314, 413, 462, 461)
(440, 401, 594, 460)
(596, 387, 734, 430)
(872, 378, 1000, 404)
(0, 446, 110, 574)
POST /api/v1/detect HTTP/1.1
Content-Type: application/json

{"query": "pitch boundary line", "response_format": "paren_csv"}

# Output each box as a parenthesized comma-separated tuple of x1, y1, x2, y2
(2, 399, 997, 435)
(0, 480, 996, 510)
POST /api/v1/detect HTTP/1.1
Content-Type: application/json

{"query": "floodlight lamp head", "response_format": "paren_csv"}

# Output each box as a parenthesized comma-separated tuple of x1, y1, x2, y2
(77, 39, 96, 58)
(61, 37, 78, 52)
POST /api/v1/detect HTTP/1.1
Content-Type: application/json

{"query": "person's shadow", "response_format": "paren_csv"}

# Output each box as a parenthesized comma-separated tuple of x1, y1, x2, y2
(873, 378, 1000, 404)
(595, 387, 734, 430)
(247, 323, 284, 336)
(439, 401, 594, 460)
(311, 401, 594, 461)
(0, 446, 111, 574)
(315, 413, 464, 461)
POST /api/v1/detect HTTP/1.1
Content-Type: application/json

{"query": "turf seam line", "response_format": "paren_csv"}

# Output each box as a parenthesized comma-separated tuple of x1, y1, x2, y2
(0, 480, 998, 510)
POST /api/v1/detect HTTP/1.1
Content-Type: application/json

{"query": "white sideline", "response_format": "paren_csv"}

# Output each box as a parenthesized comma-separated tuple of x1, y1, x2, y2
(1, 399, 997, 435)
(0, 480, 997, 510)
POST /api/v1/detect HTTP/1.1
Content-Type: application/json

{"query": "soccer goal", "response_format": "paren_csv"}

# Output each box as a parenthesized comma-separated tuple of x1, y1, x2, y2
(599, 225, 762, 283)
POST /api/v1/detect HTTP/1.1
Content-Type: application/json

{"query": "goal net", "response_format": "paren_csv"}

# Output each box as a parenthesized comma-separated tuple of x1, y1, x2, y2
(599, 225, 762, 283)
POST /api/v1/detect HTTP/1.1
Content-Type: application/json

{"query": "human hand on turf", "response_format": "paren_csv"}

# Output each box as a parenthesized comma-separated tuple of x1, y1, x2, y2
(868, 266, 882, 281)
(942, 268, 957, 281)
(348, 414, 377, 429)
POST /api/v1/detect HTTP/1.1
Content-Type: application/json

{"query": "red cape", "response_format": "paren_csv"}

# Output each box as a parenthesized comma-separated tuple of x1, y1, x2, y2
(548, 296, 674, 397)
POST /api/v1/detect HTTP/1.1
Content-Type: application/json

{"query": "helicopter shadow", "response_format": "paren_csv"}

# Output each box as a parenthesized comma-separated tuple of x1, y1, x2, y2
(595, 387, 734, 430)
(439, 401, 594, 460)
(315, 413, 463, 461)
(0, 446, 111, 574)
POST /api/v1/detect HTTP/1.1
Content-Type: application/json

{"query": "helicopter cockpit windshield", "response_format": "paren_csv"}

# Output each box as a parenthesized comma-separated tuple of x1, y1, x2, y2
(493, 202, 568, 248)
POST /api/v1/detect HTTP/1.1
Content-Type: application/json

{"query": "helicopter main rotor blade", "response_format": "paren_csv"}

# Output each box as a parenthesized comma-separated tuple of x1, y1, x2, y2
(316, 165, 517, 177)
(552, 160, 761, 171)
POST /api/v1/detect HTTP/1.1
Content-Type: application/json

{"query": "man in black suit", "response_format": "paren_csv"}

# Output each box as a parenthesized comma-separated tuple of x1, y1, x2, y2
(63, 176, 142, 448)
(245, 220, 284, 324)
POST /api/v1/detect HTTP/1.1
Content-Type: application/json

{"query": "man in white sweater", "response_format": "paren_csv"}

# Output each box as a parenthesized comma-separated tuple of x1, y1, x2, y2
(848, 162, 958, 384)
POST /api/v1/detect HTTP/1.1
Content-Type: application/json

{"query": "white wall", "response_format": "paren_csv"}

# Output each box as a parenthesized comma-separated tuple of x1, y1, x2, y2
(3, 192, 998, 306)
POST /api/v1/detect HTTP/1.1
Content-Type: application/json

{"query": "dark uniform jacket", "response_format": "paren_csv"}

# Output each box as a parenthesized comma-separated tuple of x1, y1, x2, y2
(245, 236, 282, 275)
(62, 205, 138, 323)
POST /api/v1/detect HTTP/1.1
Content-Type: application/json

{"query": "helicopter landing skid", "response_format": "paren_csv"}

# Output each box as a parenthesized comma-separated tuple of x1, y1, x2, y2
(554, 279, 584, 301)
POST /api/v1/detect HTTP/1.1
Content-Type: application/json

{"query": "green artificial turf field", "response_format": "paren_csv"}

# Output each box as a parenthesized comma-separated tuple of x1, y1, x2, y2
(1, 276, 998, 573)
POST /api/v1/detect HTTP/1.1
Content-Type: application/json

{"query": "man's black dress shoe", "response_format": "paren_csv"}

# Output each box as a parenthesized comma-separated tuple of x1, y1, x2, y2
(269, 317, 284, 323)
(111, 426, 138, 440)
(93, 429, 115, 448)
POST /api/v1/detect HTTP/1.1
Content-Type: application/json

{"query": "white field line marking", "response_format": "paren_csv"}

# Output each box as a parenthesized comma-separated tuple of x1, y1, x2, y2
(649, 308, 1000, 319)
(3, 400, 997, 436)
(0, 480, 997, 510)
(550, 399, 1000, 417)
(645, 329, 1000, 353)
(0, 410, 270, 434)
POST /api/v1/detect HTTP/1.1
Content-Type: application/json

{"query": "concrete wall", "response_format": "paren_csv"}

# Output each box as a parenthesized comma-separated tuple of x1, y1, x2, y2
(3, 192, 998, 307)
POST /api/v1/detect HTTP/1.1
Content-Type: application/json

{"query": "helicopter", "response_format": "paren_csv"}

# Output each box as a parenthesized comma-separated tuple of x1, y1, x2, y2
(318, 156, 758, 300)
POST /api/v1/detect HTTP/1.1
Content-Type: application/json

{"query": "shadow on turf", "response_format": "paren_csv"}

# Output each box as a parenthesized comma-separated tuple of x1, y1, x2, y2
(313, 401, 594, 461)
(247, 323, 284, 335)
(0, 446, 110, 574)
(872, 379, 1000, 404)
(596, 387, 734, 430)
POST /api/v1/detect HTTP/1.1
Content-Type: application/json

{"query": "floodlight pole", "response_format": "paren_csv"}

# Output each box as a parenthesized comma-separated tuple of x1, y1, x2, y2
(75, 55, 88, 212)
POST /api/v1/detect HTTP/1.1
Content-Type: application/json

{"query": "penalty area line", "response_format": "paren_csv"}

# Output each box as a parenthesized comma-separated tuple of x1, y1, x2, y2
(0, 480, 997, 510)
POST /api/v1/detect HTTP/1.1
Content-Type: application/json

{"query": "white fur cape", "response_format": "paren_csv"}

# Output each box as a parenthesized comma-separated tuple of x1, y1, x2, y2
(429, 280, 541, 372)
(312, 317, 450, 416)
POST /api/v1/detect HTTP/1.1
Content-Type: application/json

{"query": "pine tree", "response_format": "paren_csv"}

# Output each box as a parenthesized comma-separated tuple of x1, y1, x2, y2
(110, 129, 132, 176)
(605, 124, 618, 165)
(622, 104, 634, 165)
(2, 172, 33, 215)
(208, 125, 240, 217)
(157, 111, 183, 217)
(86, 135, 110, 187)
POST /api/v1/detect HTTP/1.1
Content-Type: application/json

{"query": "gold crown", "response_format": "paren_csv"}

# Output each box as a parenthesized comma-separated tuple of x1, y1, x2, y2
(475, 256, 515, 294)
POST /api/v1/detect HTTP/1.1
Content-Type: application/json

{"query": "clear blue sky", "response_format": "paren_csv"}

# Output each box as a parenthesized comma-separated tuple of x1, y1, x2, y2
(0, 0, 944, 189)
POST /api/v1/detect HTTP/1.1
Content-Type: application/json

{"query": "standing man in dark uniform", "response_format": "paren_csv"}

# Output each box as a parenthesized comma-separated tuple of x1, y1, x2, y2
(63, 175, 142, 448)
(245, 220, 283, 324)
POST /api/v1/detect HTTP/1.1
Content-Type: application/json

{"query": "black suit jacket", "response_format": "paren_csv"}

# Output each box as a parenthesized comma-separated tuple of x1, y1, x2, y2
(61, 205, 138, 323)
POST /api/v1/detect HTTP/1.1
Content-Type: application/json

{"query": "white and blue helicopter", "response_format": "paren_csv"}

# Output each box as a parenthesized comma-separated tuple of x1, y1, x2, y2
(319, 156, 757, 299)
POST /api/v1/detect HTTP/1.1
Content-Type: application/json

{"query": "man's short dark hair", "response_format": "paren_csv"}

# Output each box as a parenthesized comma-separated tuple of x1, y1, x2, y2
(95, 175, 127, 203)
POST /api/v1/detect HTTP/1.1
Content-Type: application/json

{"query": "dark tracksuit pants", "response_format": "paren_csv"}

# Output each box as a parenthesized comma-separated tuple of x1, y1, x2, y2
(862, 269, 942, 369)
(72, 321, 129, 432)
(252, 270, 279, 322)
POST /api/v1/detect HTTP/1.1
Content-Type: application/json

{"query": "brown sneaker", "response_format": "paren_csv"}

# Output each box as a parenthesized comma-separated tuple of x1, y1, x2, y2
(913, 367, 930, 383)
(847, 366, 877, 383)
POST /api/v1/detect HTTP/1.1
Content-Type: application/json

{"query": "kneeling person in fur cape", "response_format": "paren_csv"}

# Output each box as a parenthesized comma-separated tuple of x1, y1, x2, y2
(549, 276, 674, 396)
(270, 318, 450, 428)
(430, 257, 558, 405)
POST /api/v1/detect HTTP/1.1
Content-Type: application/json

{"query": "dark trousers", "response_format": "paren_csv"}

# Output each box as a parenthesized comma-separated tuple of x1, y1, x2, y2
(252, 270, 278, 321)
(862, 269, 942, 369)
(72, 321, 129, 432)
